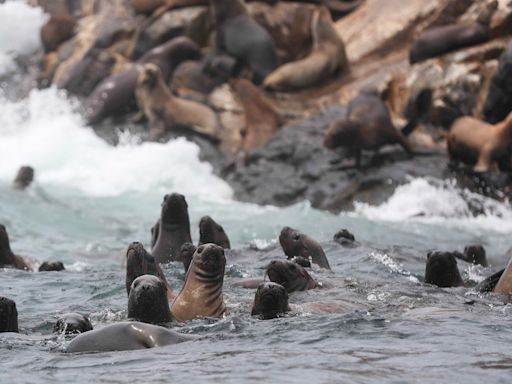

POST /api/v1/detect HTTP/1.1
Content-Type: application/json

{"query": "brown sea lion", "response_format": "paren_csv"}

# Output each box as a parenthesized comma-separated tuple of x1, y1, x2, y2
(251, 282, 290, 319)
(0, 297, 18, 333)
(66, 322, 195, 353)
(263, 6, 348, 91)
(128, 275, 173, 324)
(410, 22, 489, 64)
(198, 216, 231, 249)
(266, 260, 317, 293)
(40, 15, 77, 53)
(279, 226, 331, 269)
(130, 0, 165, 14)
(323, 94, 414, 167)
(136, 63, 221, 141)
(54, 313, 93, 334)
(151, 193, 193, 264)
(171, 244, 227, 322)
(0, 224, 31, 271)
(424, 252, 464, 288)
(493, 256, 512, 295)
(447, 113, 512, 172)
(210, 0, 278, 84)
(12, 166, 34, 190)
(229, 78, 283, 153)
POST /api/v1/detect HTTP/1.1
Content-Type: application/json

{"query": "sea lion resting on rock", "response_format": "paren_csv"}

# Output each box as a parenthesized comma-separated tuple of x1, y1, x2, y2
(263, 6, 348, 91)
(136, 63, 221, 141)
(323, 94, 414, 167)
(447, 113, 512, 172)
(66, 322, 195, 353)
(12, 166, 34, 190)
(40, 15, 77, 53)
(54, 313, 93, 334)
(171, 244, 227, 322)
(424, 252, 464, 288)
(0, 296, 18, 333)
(198, 216, 231, 249)
(266, 260, 317, 293)
(0, 224, 31, 271)
(128, 275, 173, 324)
(279, 226, 331, 269)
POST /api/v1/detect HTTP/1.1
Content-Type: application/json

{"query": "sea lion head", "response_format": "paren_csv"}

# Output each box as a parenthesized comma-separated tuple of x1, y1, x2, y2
(54, 313, 93, 334)
(180, 242, 197, 272)
(39, 261, 65, 272)
(192, 243, 226, 278)
(128, 274, 172, 324)
(279, 226, 312, 259)
(463, 245, 487, 267)
(139, 63, 161, 88)
(198, 216, 231, 249)
(125, 242, 159, 296)
(323, 118, 360, 150)
(425, 251, 464, 288)
(161, 193, 190, 226)
(266, 260, 316, 293)
(251, 282, 289, 319)
(13, 166, 34, 190)
(0, 296, 18, 333)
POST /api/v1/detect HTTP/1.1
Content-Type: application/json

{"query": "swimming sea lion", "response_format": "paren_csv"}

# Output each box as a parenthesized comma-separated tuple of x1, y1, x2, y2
(251, 282, 290, 319)
(38, 261, 65, 272)
(323, 94, 414, 167)
(136, 63, 221, 141)
(229, 78, 283, 153)
(333, 228, 355, 246)
(66, 321, 194, 353)
(210, 0, 278, 84)
(266, 260, 317, 293)
(493, 256, 512, 295)
(279, 226, 331, 269)
(54, 313, 93, 334)
(40, 15, 77, 53)
(0, 225, 31, 271)
(424, 251, 464, 288)
(171, 244, 227, 322)
(128, 275, 173, 324)
(0, 297, 18, 333)
(12, 166, 34, 190)
(263, 6, 348, 91)
(151, 193, 193, 264)
(447, 113, 512, 172)
(453, 245, 487, 267)
(410, 22, 489, 64)
(198, 216, 231, 249)
(84, 36, 200, 125)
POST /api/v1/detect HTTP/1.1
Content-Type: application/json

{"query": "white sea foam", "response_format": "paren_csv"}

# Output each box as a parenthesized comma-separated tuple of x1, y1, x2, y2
(0, 1, 47, 75)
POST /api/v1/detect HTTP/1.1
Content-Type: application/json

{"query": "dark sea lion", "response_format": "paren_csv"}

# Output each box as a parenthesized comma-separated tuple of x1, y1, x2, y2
(151, 193, 193, 264)
(198, 216, 231, 249)
(453, 245, 487, 267)
(84, 36, 200, 125)
(333, 228, 355, 246)
(263, 6, 348, 91)
(54, 313, 93, 334)
(210, 0, 278, 84)
(493, 256, 512, 295)
(136, 63, 221, 141)
(229, 78, 283, 153)
(279, 226, 331, 269)
(12, 166, 34, 190)
(483, 42, 512, 124)
(40, 15, 77, 53)
(475, 268, 504, 293)
(0, 296, 18, 333)
(323, 94, 414, 167)
(0, 224, 31, 271)
(266, 260, 317, 293)
(128, 275, 173, 324)
(251, 282, 290, 319)
(126, 242, 176, 301)
(38, 261, 65, 272)
(447, 113, 512, 172)
(424, 251, 464, 288)
(171, 244, 227, 322)
(66, 322, 194, 353)
(410, 22, 489, 64)
(179, 242, 197, 272)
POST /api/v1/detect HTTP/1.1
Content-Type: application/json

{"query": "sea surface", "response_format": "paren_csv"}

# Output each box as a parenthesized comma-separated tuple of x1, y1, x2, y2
(1, 2, 512, 383)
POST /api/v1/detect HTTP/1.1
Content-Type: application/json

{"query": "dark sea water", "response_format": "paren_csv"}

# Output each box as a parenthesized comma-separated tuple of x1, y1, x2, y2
(1, 2, 512, 383)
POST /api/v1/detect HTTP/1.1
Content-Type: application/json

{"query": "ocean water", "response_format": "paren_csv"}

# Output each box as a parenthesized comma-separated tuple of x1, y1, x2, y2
(1, 2, 512, 384)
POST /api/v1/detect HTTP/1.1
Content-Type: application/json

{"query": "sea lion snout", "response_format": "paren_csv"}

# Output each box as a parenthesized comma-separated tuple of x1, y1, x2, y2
(425, 251, 464, 288)
(251, 282, 289, 319)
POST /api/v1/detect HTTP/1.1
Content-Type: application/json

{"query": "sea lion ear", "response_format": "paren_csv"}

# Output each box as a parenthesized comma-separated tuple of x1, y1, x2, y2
(426, 251, 432, 259)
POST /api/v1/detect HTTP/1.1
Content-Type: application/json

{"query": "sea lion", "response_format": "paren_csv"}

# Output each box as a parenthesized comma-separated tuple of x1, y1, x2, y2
(279, 226, 331, 269)
(171, 244, 227, 322)
(493, 256, 512, 295)
(266, 260, 317, 293)
(0, 224, 31, 271)
(323, 94, 414, 167)
(229, 78, 283, 153)
(424, 251, 464, 288)
(12, 166, 34, 190)
(333, 228, 355, 246)
(453, 245, 487, 267)
(210, 0, 278, 84)
(84, 36, 200, 125)
(136, 63, 221, 141)
(251, 282, 290, 319)
(40, 15, 77, 53)
(410, 22, 489, 64)
(179, 242, 197, 272)
(447, 113, 512, 172)
(128, 275, 173, 324)
(198, 216, 231, 249)
(54, 313, 93, 334)
(151, 193, 193, 264)
(126, 242, 176, 301)
(130, 0, 165, 14)
(0, 297, 18, 333)
(263, 6, 348, 91)
(66, 322, 195, 353)
(38, 261, 65, 272)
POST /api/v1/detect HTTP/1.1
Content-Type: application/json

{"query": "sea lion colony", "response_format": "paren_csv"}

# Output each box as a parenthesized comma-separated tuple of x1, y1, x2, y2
(2, 0, 512, 351)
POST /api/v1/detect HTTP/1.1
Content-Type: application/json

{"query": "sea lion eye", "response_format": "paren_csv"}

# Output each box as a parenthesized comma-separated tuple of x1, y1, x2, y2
(292, 233, 300, 241)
